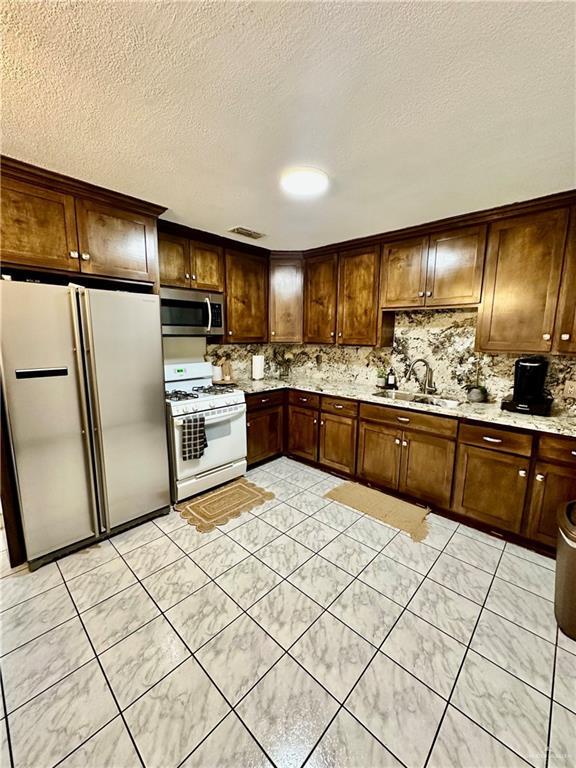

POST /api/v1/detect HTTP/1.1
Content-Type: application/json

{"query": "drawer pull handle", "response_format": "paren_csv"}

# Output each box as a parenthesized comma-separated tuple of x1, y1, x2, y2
(535, 473, 545, 482)
(571, 450, 576, 456)
(334, 404, 344, 409)
(518, 469, 527, 478)
(482, 436, 502, 443)
(299, 397, 307, 402)
(397, 417, 410, 423)
(261, 398, 269, 403)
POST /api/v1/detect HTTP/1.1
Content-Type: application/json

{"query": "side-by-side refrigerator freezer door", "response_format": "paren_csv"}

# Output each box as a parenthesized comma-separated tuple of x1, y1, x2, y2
(0, 282, 99, 560)
(79, 289, 170, 530)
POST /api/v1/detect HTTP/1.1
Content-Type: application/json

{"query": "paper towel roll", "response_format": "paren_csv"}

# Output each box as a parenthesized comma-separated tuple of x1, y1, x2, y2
(252, 355, 265, 380)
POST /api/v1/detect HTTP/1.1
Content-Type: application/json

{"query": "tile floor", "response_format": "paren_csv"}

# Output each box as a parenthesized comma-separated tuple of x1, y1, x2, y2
(0, 457, 575, 768)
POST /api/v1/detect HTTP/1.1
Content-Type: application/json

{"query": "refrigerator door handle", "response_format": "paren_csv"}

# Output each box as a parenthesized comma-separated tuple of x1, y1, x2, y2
(78, 288, 112, 533)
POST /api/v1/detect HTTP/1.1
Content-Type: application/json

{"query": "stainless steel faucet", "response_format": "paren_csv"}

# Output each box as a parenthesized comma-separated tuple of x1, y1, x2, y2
(407, 358, 437, 394)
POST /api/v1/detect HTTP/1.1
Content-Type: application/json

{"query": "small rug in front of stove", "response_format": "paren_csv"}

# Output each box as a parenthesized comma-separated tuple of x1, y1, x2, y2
(175, 478, 275, 533)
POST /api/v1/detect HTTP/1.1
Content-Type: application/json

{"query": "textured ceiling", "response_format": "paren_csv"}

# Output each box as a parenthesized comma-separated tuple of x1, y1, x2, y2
(2, 1, 575, 250)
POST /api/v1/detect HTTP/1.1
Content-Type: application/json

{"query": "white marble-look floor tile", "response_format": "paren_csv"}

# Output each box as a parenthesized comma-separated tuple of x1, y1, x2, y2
(558, 628, 576, 657)
(554, 648, 576, 714)
(505, 541, 555, 571)
(0, 718, 7, 768)
(111, 521, 164, 555)
(216, 555, 282, 609)
(383, 533, 440, 575)
(196, 613, 284, 704)
(360, 552, 424, 605)
(166, 582, 241, 652)
(444, 531, 502, 573)
(245, 466, 278, 484)
(124, 656, 229, 768)
(452, 651, 550, 768)
(345, 516, 397, 551)
(58, 540, 118, 580)
(347, 652, 445, 768)
(153, 509, 187, 534)
(141, 556, 209, 611)
(0, 548, 27, 578)
(287, 469, 328, 491)
(485, 578, 557, 643)
(3, 617, 94, 713)
(82, 582, 159, 654)
(8, 660, 117, 768)
(257, 503, 308, 531)
(0, 562, 62, 612)
(308, 476, 348, 497)
(329, 579, 402, 647)
(382, 610, 466, 698)
(168, 523, 222, 553)
(122, 535, 183, 580)
(261, 478, 301, 501)
(319, 533, 376, 576)
(420, 519, 455, 550)
(237, 654, 339, 768)
(66, 557, 136, 613)
(313, 502, 361, 531)
(428, 706, 531, 768)
(291, 612, 374, 702)
(288, 555, 353, 607)
(457, 523, 506, 551)
(100, 616, 190, 709)
(249, 580, 323, 649)
(427, 512, 459, 532)
(255, 534, 314, 577)
(0, 584, 76, 656)
(287, 517, 340, 551)
(228, 517, 282, 551)
(190, 535, 249, 578)
(428, 552, 494, 604)
(260, 461, 302, 481)
(307, 708, 402, 768)
(181, 711, 273, 768)
(409, 578, 481, 644)
(496, 552, 556, 601)
(471, 609, 555, 695)
(549, 702, 576, 768)
(58, 716, 142, 768)
(216, 511, 256, 533)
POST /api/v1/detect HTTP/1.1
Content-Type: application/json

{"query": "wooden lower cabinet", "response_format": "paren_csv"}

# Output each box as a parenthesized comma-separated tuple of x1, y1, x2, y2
(357, 420, 401, 488)
(399, 431, 455, 508)
(318, 412, 357, 475)
(287, 405, 318, 462)
(525, 461, 576, 547)
(452, 444, 530, 532)
(246, 406, 283, 466)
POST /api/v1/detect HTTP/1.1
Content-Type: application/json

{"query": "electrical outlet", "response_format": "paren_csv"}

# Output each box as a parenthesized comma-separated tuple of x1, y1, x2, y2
(564, 380, 576, 398)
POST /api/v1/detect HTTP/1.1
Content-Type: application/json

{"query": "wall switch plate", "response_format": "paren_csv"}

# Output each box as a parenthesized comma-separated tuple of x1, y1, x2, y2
(564, 380, 576, 398)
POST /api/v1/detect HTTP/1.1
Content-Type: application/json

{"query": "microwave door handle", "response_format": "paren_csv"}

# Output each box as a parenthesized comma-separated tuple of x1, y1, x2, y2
(205, 298, 212, 332)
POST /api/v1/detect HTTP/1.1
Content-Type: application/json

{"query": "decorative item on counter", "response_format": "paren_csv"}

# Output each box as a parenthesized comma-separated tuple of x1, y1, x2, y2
(465, 358, 488, 403)
(375, 367, 387, 388)
(384, 367, 398, 390)
(221, 360, 233, 382)
(212, 364, 222, 382)
(252, 354, 265, 381)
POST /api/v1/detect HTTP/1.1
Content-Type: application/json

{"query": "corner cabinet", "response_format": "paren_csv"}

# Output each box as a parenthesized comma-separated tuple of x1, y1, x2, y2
(225, 250, 268, 342)
(553, 205, 576, 354)
(303, 253, 338, 343)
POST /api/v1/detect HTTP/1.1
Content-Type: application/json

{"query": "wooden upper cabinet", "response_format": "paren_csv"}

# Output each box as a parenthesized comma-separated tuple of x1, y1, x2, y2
(75, 198, 158, 282)
(554, 206, 576, 354)
(477, 209, 569, 353)
(269, 257, 304, 342)
(337, 247, 379, 345)
(381, 237, 428, 308)
(0, 178, 80, 271)
(303, 253, 338, 343)
(192, 241, 224, 292)
(158, 234, 190, 288)
(425, 226, 486, 307)
(225, 250, 268, 342)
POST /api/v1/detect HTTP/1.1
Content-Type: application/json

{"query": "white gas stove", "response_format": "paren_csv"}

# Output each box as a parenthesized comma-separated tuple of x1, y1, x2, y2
(164, 362, 247, 502)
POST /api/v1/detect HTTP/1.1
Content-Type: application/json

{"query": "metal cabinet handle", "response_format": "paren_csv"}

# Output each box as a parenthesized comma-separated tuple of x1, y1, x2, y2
(482, 436, 502, 443)
(261, 398, 269, 403)
(81, 253, 90, 261)
(320, 420, 324, 426)
(299, 397, 308, 402)
(228, 330, 233, 335)
(518, 469, 527, 478)
(313, 419, 317, 424)
(402, 440, 408, 447)
(397, 416, 410, 423)
(561, 333, 571, 341)
(69, 250, 79, 259)
(535, 473, 545, 482)
(338, 332, 342, 337)
(192, 274, 197, 280)
(330, 331, 335, 337)
(334, 404, 344, 409)
(247, 422, 251, 428)
(394, 438, 401, 445)
(426, 291, 432, 297)
(271, 331, 276, 336)
(418, 291, 425, 297)
(571, 450, 576, 457)
(185, 273, 190, 279)
(542, 333, 551, 341)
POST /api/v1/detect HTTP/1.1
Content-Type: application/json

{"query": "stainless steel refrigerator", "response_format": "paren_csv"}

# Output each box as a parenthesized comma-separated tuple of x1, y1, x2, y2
(1, 281, 170, 566)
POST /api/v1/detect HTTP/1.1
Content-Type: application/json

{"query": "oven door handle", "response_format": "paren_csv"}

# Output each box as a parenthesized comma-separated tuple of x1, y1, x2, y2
(205, 298, 212, 333)
(174, 409, 245, 427)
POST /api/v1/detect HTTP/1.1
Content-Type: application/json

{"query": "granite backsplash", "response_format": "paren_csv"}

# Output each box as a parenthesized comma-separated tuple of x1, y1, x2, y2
(207, 309, 576, 415)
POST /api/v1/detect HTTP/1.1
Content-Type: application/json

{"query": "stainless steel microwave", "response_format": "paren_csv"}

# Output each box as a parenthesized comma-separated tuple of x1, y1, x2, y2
(160, 288, 225, 336)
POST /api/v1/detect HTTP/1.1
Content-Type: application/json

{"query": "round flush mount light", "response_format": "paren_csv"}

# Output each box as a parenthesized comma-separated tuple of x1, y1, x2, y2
(280, 166, 330, 198)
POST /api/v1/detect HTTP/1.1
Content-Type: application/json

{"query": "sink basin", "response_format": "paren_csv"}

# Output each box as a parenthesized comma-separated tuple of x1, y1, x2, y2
(373, 389, 460, 410)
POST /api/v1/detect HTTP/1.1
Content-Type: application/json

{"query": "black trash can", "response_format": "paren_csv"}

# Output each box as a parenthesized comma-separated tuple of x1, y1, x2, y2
(555, 500, 576, 640)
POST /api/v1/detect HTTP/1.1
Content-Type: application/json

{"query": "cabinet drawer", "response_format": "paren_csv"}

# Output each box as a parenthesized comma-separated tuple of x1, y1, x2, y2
(246, 390, 285, 412)
(459, 423, 533, 457)
(321, 396, 358, 417)
(538, 434, 576, 466)
(359, 403, 457, 438)
(289, 390, 320, 409)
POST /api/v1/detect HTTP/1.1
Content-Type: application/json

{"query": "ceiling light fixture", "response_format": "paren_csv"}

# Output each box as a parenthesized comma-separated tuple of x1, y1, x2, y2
(280, 167, 329, 198)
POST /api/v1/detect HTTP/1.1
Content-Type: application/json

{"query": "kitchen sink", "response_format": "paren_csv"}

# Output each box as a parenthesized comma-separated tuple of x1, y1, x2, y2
(373, 389, 461, 409)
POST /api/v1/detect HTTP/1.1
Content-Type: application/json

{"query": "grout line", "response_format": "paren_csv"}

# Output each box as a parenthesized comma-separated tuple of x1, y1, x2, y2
(0, 668, 16, 768)
(545, 626, 559, 768)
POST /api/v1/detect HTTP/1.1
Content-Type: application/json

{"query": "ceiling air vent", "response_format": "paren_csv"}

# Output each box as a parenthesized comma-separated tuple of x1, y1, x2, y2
(228, 226, 266, 240)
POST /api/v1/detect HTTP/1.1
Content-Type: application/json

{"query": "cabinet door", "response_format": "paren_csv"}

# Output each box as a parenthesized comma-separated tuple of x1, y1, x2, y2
(76, 198, 158, 281)
(247, 406, 283, 466)
(452, 444, 529, 532)
(554, 205, 576, 354)
(399, 432, 456, 508)
(357, 420, 401, 490)
(526, 461, 576, 547)
(158, 234, 190, 288)
(269, 258, 304, 342)
(337, 247, 379, 345)
(477, 209, 568, 353)
(192, 242, 224, 292)
(0, 178, 79, 271)
(287, 406, 318, 462)
(380, 237, 428, 308)
(303, 253, 338, 343)
(318, 413, 357, 475)
(225, 251, 268, 342)
(425, 226, 486, 307)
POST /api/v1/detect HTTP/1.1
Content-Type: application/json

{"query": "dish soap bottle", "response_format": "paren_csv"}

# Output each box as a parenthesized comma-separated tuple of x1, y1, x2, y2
(384, 368, 398, 390)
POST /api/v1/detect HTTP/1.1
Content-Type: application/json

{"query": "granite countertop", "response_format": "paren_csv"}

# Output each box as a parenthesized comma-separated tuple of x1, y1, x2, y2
(239, 378, 576, 438)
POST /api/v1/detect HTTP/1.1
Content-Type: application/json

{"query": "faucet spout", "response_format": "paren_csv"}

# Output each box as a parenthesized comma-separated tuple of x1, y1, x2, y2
(406, 358, 437, 394)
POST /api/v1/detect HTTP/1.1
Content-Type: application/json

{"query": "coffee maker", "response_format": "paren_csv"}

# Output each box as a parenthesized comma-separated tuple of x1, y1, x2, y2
(501, 356, 553, 416)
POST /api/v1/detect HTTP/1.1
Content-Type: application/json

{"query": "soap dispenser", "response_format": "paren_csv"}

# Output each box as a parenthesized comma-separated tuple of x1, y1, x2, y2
(384, 368, 398, 390)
